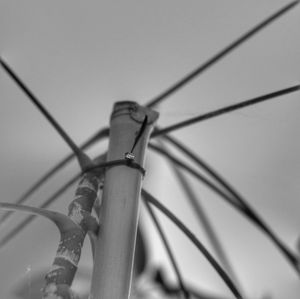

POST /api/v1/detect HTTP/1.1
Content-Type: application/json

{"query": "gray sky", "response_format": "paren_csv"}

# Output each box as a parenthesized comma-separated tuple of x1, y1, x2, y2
(0, 1, 300, 298)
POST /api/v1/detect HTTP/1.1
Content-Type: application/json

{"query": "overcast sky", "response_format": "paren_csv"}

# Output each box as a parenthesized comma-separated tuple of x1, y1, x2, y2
(0, 1, 300, 298)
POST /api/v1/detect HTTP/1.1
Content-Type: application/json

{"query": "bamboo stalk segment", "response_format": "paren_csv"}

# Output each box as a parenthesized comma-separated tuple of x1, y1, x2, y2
(90, 101, 158, 299)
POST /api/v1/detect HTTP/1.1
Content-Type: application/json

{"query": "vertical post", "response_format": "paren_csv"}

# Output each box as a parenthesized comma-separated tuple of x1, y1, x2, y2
(90, 101, 158, 299)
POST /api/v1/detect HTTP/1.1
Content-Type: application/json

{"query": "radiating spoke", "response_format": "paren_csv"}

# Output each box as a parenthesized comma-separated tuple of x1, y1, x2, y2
(142, 189, 243, 299)
(145, 1, 299, 108)
(162, 134, 245, 206)
(152, 85, 300, 137)
(144, 199, 190, 298)
(0, 57, 92, 170)
(150, 139, 299, 275)
(0, 129, 108, 227)
(149, 143, 244, 211)
(0, 173, 79, 249)
(0, 152, 107, 248)
(157, 139, 243, 293)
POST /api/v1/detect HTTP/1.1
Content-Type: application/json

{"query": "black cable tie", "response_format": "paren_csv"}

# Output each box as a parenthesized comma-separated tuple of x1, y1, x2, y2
(130, 115, 148, 154)
(83, 116, 149, 176)
(84, 159, 146, 176)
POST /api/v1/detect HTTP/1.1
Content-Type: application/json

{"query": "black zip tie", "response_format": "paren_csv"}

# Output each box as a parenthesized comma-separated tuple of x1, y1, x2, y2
(125, 115, 148, 161)
(83, 116, 149, 175)
(85, 159, 146, 176)
(131, 115, 148, 153)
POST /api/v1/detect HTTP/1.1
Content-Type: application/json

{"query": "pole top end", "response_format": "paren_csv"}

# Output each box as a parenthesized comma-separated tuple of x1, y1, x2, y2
(112, 101, 159, 125)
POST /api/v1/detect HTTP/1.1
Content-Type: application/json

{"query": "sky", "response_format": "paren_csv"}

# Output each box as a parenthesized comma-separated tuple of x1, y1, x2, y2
(0, 1, 300, 298)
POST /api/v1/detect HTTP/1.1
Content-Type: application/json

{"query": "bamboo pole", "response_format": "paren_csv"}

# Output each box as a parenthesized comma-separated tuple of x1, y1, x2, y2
(89, 101, 158, 299)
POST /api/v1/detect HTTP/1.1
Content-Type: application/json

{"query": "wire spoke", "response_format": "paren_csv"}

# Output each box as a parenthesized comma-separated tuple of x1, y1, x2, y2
(151, 267, 232, 299)
(145, 1, 299, 108)
(149, 143, 244, 211)
(143, 199, 190, 298)
(0, 173, 79, 249)
(141, 189, 243, 299)
(152, 85, 300, 137)
(157, 139, 243, 292)
(151, 139, 299, 275)
(170, 164, 242, 293)
(162, 135, 248, 211)
(0, 128, 108, 227)
(0, 57, 92, 169)
(0, 153, 107, 249)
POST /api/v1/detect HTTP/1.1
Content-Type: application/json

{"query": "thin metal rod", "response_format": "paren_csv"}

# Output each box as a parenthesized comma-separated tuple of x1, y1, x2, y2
(157, 139, 243, 291)
(162, 134, 245, 208)
(141, 189, 243, 299)
(0, 153, 106, 249)
(146, 1, 299, 108)
(152, 267, 232, 299)
(0, 174, 79, 249)
(152, 85, 300, 137)
(149, 143, 299, 275)
(161, 135, 300, 270)
(0, 57, 89, 168)
(171, 166, 242, 293)
(149, 144, 244, 211)
(143, 199, 190, 298)
(0, 128, 109, 227)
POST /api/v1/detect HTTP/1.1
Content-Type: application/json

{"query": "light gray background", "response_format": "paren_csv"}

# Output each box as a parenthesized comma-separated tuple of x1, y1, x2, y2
(0, 1, 300, 298)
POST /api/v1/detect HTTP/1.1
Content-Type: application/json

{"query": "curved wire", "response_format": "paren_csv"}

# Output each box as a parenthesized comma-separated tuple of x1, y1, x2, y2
(145, 1, 299, 108)
(0, 153, 144, 249)
(149, 143, 244, 211)
(167, 161, 242, 293)
(4, 81, 298, 231)
(157, 139, 243, 292)
(143, 199, 190, 298)
(162, 134, 245, 208)
(0, 127, 109, 227)
(149, 142, 299, 275)
(0, 173, 80, 249)
(151, 267, 233, 299)
(141, 189, 243, 299)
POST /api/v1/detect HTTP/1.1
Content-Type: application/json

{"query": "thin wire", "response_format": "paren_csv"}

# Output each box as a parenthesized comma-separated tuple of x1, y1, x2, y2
(162, 134, 299, 270)
(0, 128, 109, 227)
(0, 153, 144, 249)
(149, 142, 299, 275)
(143, 199, 190, 299)
(162, 135, 248, 210)
(145, 1, 300, 108)
(0, 57, 89, 168)
(4, 83, 297, 229)
(0, 174, 79, 249)
(151, 267, 229, 299)
(157, 139, 243, 292)
(169, 165, 242, 293)
(149, 143, 244, 211)
(141, 189, 243, 299)
(152, 85, 300, 137)
(2, 2, 299, 282)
